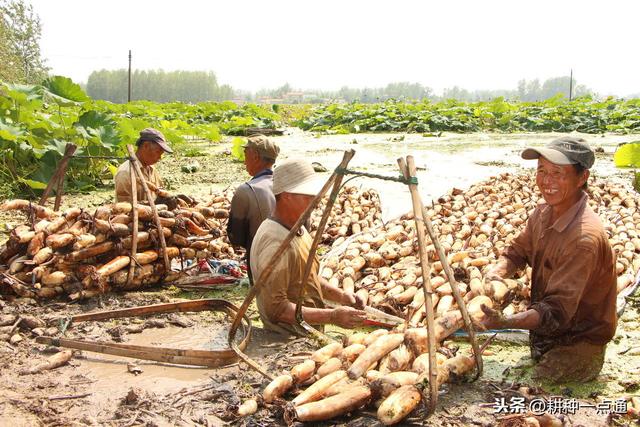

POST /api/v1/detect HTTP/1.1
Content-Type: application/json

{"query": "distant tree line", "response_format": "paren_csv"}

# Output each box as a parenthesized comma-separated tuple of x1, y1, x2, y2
(82, 70, 617, 104)
(246, 82, 435, 103)
(246, 77, 593, 103)
(442, 77, 592, 102)
(86, 69, 234, 103)
(327, 82, 435, 103)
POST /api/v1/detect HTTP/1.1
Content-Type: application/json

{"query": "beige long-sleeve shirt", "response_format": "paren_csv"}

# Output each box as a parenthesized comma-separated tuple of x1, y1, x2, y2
(114, 156, 162, 203)
(250, 218, 325, 335)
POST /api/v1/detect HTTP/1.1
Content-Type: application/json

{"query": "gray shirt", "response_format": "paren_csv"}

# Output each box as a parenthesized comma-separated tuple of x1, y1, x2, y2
(227, 169, 275, 262)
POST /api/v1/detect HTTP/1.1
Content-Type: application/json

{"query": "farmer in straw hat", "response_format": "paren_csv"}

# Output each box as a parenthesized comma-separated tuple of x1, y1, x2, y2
(477, 136, 617, 383)
(250, 158, 366, 335)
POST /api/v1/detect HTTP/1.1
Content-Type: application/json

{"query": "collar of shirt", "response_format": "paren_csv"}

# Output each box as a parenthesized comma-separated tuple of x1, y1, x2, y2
(252, 169, 273, 180)
(268, 217, 304, 236)
(540, 191, 588, 233)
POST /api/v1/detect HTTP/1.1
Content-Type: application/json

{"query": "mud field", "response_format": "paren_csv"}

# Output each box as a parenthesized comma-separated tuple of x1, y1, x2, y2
(1, 131, 639, 426)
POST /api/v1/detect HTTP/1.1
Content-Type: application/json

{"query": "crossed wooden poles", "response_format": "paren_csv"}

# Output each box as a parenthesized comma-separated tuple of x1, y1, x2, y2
(43, 144, 483, 413)
(227, 149, 483, 413)
(39, 143, 170, 288)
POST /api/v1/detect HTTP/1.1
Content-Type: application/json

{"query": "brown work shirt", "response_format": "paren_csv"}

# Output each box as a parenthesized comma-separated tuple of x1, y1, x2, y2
(501, 192, 617, 360)
(250, 219, 325, 335)
(114, 156, 162, 203)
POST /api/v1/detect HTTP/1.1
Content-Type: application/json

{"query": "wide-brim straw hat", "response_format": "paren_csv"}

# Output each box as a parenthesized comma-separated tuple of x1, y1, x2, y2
(273, 158, 324, 196)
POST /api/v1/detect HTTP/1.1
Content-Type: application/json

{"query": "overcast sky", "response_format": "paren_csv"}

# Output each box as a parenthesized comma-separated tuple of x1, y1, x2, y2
(30, 0, 640, 96)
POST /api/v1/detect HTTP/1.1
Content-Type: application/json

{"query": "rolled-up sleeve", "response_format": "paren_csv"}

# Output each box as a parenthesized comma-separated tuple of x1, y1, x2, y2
(530, 237, 597, 335)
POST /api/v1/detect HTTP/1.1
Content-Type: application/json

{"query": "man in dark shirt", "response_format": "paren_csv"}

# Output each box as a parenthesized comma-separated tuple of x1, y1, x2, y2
(227, 135, 280, 279)
(477, 136, 617, 383)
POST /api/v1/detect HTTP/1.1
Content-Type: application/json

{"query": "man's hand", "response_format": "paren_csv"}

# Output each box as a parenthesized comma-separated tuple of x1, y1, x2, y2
(176, 194, 197, 206)
(342, 292, 366, 310)
(155, 195, 179, 210)
(474, 304, 507, 331)
(484, 267, 505, 283)
(331, 306, 366, 329)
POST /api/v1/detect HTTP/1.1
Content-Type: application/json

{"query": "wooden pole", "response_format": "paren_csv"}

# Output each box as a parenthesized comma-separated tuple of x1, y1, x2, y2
(53, 170, 66, 211)
(569, 69, 573, 101)
(128, 50, 132, 103)
(227, 152, 353, 379)
(36, 299, 252, 368)
(398, 156, 438, 414)
(39, 143, 77, 208)
(421, 205, 483, 380)
(126, 145, 170, 273)
(126, 153, 139, 288)
(294, 150, 355, 342)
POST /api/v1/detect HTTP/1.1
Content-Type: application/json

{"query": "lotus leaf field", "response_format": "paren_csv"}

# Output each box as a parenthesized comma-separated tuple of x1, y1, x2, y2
(1, 76, 640, 198)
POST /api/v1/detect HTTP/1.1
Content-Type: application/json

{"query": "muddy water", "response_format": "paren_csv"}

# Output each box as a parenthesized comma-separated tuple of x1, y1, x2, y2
(77, 324, 231, 408)
(267, 130, 638, 220)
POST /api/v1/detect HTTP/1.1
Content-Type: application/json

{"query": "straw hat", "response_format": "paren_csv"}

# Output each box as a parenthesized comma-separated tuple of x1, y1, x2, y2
(273, 159, 324, 196)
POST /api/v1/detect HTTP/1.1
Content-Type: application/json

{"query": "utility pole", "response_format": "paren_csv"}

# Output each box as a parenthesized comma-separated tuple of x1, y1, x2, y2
(569, 68, 573, 101)
(128, 50, 132, 102)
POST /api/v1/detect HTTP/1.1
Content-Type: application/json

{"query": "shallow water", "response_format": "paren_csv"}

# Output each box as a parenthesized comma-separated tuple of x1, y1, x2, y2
(268, 130, 638, 220)
(77, 325, 226, 406)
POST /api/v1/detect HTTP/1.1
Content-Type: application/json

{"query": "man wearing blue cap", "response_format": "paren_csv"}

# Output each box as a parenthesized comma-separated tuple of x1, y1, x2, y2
(477, 136, 617, 383)
(115, 128, 173, 203)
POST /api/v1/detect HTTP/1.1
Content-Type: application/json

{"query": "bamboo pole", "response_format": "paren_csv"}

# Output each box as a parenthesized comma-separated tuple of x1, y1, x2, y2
(126, 145, 170, 273)
(126, 153, 139, 288)
(397, 156, 438, 414)
(294, 150, 355, 342)
(421, 206, 483, 380)
(227, 152, 355, 380)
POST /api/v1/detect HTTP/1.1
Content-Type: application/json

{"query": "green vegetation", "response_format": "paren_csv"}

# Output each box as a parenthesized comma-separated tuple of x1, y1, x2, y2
(614, 141, 640, 191)
(0, 76, 281, 197)
(3, 72, 640, 199)
(296, 97, 640, 134)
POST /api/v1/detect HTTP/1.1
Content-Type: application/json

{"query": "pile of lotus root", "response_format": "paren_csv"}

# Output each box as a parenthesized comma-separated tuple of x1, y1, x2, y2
(320, 173, 639, 326)
(0, 192, 235, 300)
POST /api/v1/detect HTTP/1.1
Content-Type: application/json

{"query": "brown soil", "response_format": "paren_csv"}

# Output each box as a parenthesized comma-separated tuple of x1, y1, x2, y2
(2, 286, 635, 426)
(1, 133, 639, 426)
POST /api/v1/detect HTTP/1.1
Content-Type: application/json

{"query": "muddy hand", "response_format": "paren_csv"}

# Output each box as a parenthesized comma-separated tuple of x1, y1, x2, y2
(353, 293, 366, 310)
(484, 268, 506, 283)
(332, 306, 367, 329)
(478, 304, 507, 330)
(342, 291, 366, 310)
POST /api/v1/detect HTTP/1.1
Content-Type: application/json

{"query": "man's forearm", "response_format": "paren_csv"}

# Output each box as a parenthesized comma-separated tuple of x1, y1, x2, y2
(491, 256, 520, 280)
(276, 301, 334, 325)
(319, 277, 349, 304)
(501, 308, 541, 330)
